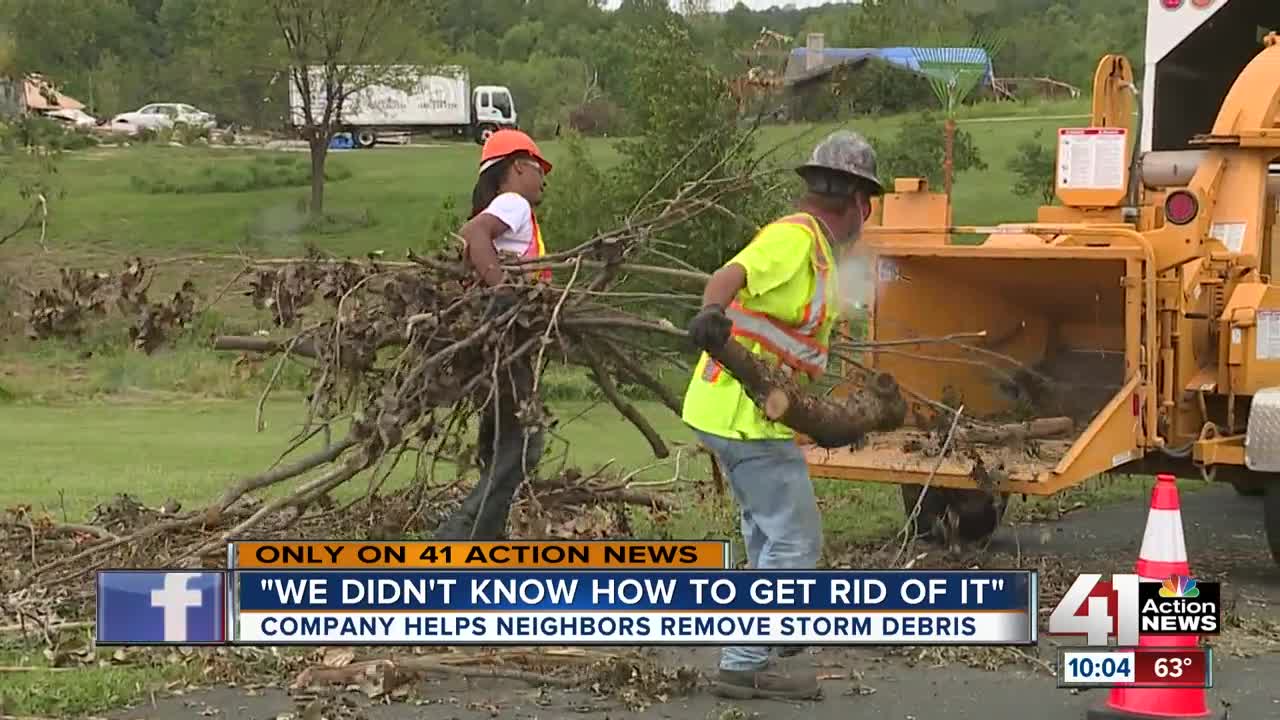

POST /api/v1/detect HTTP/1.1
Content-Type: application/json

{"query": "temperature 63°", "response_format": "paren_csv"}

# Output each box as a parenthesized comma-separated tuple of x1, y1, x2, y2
(1153, 656, 1193, 678)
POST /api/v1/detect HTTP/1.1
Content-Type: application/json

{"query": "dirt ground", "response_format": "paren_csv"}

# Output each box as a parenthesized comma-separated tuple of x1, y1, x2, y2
(101, 483, 1279, 720)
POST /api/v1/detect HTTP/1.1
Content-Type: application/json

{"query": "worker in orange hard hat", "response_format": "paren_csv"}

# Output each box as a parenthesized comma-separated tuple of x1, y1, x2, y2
(434, 129, 553, 541)
(466, 129, 553, 284)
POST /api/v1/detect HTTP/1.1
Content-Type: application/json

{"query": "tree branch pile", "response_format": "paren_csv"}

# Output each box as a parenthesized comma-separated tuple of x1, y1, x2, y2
(18, 134, 913, 576)
(22, 258, 199, 352)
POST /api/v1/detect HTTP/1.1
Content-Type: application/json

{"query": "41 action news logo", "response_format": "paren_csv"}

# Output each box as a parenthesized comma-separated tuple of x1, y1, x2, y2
(1047, 573, 1221, 646)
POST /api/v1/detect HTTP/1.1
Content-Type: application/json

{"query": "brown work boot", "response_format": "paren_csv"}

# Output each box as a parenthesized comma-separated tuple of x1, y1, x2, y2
(711, 667, 822, 700)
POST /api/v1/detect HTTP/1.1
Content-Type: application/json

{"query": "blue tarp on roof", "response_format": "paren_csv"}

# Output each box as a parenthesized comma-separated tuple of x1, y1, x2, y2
(787, 46, 996, 86)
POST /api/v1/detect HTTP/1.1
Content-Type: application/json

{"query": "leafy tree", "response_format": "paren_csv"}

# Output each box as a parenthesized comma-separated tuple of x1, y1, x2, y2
(221, 0, 439, 220)
(614, 18, 786, 273)
(871, 112, 987, 191)
(0, 0, 1152, 144)
(1007, 129, 1056, 205)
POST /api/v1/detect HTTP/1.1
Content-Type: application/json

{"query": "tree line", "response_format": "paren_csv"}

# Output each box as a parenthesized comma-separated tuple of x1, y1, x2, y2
(1, 0, 1145, 136)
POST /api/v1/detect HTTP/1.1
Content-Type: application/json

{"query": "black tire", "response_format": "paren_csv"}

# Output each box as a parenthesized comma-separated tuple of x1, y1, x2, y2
(1231, 478, 1265, 497)
(353, 129, 377, 149)
(474, 124, 498, 145)
(900, 484, 950, 542)
(1265, 480, 1280, 566)
(900, 485, 1009, 544)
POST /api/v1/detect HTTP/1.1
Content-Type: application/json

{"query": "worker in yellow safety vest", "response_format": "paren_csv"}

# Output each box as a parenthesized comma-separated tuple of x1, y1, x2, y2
(435, 129, 553, 540)
(682, 130, 883, 700)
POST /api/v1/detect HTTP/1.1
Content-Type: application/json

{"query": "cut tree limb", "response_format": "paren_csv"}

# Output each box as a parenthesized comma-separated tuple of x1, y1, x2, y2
(212, 334, 406, 370)
(596, 337, 683, 414)
(706, 337, 907, 447)
(574, 336, 670, 458)
(955, 416, 1074, 445)
(203, 434, 359, 526)
(292, 657, 579, 690)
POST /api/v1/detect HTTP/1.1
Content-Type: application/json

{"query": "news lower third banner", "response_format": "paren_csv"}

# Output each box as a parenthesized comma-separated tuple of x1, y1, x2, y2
(97, 568, 1038, 646)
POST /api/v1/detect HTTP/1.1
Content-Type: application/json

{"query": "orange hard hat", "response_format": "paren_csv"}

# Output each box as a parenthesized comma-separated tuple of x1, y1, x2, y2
(479, 129, 552, 175)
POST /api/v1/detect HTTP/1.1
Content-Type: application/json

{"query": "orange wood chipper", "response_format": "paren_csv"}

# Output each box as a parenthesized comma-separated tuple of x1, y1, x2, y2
(806, 4, 1280, 566)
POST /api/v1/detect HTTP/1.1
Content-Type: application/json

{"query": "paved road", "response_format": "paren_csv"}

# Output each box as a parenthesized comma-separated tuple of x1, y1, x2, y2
(100, 649, 1280, 720)
(104, 482, 1279, 720)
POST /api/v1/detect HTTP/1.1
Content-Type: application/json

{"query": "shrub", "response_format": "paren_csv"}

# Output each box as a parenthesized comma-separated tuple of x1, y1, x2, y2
(1007, 129, 1057, 205)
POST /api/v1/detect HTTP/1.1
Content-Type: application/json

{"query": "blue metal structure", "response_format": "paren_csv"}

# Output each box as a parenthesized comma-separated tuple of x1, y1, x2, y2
(785, 46, 996, 87)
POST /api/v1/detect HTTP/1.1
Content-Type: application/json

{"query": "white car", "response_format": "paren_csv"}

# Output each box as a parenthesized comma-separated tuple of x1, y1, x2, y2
(113, 103, 217, 131)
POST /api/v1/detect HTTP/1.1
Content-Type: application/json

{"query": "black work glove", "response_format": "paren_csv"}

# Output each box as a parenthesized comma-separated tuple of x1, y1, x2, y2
(687, 304, 733, 351)
(810, 431, 863, 450)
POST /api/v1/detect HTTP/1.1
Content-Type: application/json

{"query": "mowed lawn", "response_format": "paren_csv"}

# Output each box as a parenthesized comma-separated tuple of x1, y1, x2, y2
(0, 394, 926, 548)
(0, 398, 696, 518)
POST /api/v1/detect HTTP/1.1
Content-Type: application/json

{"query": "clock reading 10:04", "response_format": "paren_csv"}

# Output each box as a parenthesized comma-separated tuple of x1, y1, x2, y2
(1063, 651, 1136, 684)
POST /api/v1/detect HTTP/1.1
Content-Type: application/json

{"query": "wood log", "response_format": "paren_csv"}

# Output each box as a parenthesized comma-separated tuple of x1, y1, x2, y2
(706, 337, 907, 447)
(955, 416, 1074, 445)
(212, 333, 407, 370)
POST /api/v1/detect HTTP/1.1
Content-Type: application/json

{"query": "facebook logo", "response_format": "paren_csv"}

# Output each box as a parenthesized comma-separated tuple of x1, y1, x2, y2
(97, 571, 225, 645)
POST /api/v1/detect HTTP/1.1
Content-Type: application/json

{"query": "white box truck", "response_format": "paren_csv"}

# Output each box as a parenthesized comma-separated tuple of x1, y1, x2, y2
(1137, 1, 1280, 191)
(1141, 0, 1280, 153)
(288, 65, 519, 148)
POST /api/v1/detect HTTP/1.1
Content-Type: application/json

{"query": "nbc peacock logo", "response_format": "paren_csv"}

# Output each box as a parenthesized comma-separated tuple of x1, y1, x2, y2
(1159, 574, 1200, 598)
(1139, 573, 1220, 634)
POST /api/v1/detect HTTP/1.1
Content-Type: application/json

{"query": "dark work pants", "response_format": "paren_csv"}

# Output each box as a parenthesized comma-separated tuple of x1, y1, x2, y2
(434, 361, 545, 540)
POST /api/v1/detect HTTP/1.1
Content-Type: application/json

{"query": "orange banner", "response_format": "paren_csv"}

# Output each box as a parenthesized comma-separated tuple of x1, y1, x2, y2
(231, 540, 730, 569)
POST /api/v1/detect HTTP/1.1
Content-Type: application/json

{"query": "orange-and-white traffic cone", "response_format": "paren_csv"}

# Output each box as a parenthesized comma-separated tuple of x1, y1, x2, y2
(1087, 474, 1223, 720)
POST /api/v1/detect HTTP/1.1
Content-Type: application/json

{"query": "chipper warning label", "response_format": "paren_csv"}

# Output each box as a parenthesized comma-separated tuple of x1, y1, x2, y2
(1057, 128, 1126, 191)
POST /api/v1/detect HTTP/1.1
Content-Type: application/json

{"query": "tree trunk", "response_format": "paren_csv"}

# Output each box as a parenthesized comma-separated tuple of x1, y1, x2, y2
(309, 138, 329, 221)
(943, 117, 955, 204)
(706, 338, 907, 447)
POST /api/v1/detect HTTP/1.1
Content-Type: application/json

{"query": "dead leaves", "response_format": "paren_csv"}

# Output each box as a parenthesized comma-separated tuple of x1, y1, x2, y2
(22, 258, 199, 353)
(246, 261, 369, 329)
(587, 656, 701, 712)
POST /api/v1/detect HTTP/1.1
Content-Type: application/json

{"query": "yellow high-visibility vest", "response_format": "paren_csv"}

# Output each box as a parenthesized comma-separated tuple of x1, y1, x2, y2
(681, 212, 839, 440)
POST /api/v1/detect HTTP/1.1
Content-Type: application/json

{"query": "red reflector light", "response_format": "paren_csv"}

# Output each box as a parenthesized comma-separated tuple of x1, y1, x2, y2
(1165, 191, 1198, 225)
(1162, 0, 1184, 8)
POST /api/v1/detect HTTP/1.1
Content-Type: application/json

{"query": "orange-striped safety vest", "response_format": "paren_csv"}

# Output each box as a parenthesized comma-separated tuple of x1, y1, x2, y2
(523, 211, 552, 283)
(702, 212, 834, 383)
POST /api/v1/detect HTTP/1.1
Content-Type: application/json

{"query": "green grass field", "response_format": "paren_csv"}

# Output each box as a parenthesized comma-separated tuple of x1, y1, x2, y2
(0, 98, 1090, 276)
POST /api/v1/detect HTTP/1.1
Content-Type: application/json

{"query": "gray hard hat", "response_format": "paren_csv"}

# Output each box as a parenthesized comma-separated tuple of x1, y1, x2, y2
(796, 130, 883, 196)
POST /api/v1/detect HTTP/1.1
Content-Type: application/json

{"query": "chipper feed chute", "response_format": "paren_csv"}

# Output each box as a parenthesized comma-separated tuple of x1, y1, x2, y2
(805, 52, 1156, 545)
(812, 231, 1151, 542)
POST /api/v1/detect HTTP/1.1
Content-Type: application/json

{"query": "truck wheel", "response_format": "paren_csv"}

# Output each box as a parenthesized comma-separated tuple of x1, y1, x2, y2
(474, 124, 498, 145)
(1230, 477, 1265, 497)
(900, 485, 950, 542)
(901, 486, 1008, 545)
(354, 129, 377, 149)
(1265, 481, 1280, 565)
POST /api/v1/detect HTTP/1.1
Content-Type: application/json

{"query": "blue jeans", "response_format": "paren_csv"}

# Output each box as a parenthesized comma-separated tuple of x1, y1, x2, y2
(694, 429, 823, 671)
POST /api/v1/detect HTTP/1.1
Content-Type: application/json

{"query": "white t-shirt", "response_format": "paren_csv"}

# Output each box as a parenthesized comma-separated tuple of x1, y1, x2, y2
(481, 192, 535, 256)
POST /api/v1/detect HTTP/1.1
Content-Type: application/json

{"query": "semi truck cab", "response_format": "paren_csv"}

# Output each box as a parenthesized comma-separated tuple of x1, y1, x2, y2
(473, 85, 518, 144)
